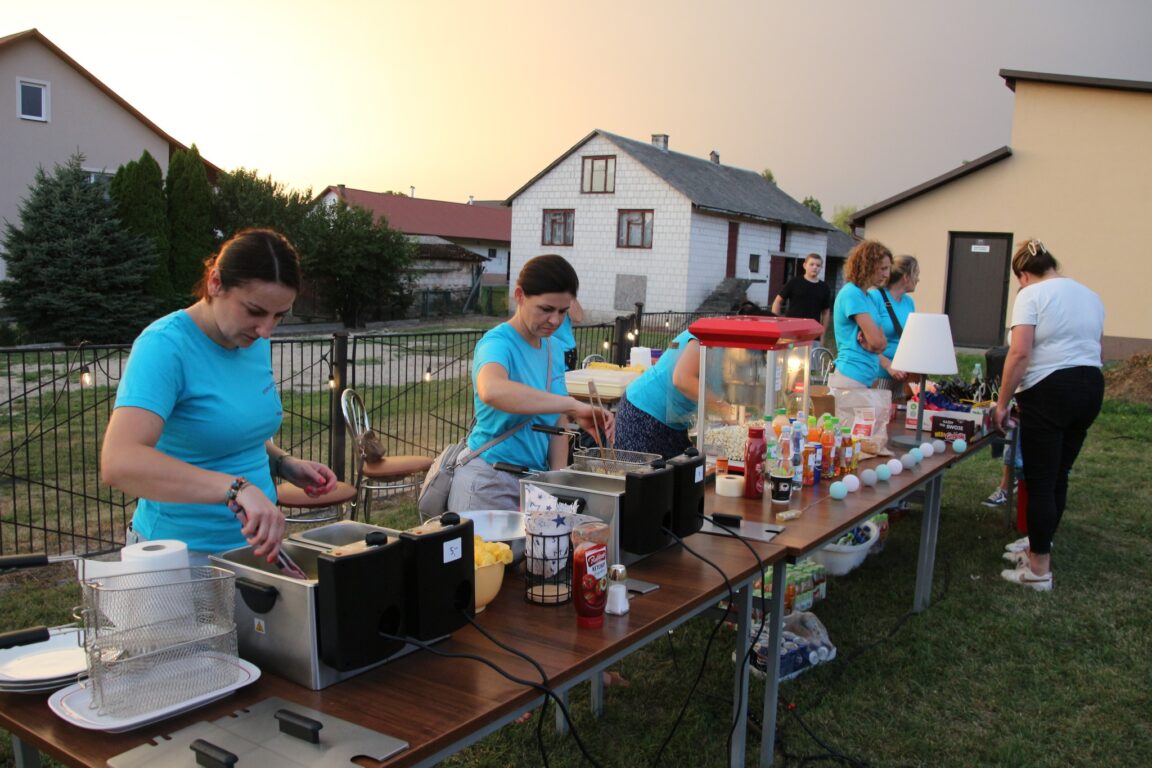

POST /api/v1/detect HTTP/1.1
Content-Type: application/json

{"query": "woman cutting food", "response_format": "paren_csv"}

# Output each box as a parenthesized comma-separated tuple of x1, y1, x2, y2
(101, 229, 337, 564)
(447, 254, 614, 512)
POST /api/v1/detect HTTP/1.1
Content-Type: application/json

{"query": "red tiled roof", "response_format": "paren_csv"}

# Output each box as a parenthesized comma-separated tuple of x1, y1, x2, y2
(320, 187, 510, 242)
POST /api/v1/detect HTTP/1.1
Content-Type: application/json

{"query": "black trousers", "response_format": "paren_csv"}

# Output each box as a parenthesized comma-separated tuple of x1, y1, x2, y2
(1015, 366, 1104, 555)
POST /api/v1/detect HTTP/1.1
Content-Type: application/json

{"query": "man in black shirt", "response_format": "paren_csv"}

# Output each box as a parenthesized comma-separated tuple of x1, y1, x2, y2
(771, 253, 831, 329)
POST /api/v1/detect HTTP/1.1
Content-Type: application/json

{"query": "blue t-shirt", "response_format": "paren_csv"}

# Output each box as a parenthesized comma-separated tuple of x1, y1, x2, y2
(552, 315, 576, 353)
(114, 311, 282, 554)
(469, 323, 566, 470)
(869, 288, 915, 380)
(833, 283, 885, 386)
(625, 330, 699, 429)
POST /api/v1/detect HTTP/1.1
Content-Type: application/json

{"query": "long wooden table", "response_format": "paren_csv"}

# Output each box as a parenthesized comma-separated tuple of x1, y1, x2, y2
(1, 532, 784, 768)
(704, 425, 991, 766)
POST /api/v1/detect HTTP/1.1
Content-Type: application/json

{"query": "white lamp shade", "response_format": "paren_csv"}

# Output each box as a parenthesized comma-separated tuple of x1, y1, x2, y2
(891, 313, 959, 375)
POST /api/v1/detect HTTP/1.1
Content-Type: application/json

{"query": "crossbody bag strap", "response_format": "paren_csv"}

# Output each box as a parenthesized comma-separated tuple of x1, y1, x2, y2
(458, 337, 556, 467)
(880, 289, 903, 336)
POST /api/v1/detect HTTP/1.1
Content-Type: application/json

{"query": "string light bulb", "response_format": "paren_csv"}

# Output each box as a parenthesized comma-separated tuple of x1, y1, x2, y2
(423, 365, 432, 383)
(602, 338, 610, 350)
(80, 364, 93, 388)
(327, 373, 335, 390)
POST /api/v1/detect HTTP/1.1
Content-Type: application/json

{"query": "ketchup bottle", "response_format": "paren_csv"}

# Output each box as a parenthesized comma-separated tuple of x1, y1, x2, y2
(743, 426, 767, 499)
(572, 522, 609, 628)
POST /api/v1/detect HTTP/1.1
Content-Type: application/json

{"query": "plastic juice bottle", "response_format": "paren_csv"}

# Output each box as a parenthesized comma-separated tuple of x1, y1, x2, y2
(743, 426, 767, 500)
(772, 408, 790, 438)
(821, 422, 837, 480)
(840, 425, 854, 476)
(807, 414, 820, 443)
(572, 521, 610, 628)
(776, 426, 792, 476)
(792, 412, 807, 485)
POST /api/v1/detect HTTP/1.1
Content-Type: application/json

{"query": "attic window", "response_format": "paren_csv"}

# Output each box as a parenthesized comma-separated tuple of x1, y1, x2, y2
(19, 79, 49, 122)
(581, 156, 616, 194)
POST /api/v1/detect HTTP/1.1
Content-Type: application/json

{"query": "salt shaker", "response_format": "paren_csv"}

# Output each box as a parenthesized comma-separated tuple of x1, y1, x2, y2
(605, 563, 630, 616)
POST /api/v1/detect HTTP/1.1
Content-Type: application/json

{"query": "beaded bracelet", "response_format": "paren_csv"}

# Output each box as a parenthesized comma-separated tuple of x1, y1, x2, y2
(225, 477, 249, 507)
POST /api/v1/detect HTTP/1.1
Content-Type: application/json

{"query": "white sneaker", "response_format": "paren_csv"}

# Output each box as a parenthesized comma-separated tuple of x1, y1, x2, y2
(1000, 564, 1052, 592)
(1004, 536, 1030, 553)
(1002, 550, 1029, 566)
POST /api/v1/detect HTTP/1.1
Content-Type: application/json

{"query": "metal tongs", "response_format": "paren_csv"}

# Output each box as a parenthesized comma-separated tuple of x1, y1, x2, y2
(585, 380, 616, 460)
(228, 501, 308, 580)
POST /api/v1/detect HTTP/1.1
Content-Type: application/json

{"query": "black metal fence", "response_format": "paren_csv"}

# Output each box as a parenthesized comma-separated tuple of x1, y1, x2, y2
(0, 309, 706, 558)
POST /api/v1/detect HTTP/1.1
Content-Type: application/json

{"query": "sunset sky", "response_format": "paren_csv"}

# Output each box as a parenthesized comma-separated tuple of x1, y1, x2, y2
(10, 0, 1152, 213)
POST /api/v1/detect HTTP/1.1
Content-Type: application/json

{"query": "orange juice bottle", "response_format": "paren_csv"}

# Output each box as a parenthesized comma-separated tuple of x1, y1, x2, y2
(821, 423, 837, 480)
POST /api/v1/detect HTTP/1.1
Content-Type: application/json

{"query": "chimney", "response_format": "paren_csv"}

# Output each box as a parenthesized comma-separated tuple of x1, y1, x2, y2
(337, 184, 346, 197)
(709, 150, 720, 164)
(409, 186, 415, 198)
(468, 195, 474, 205)
(651, 134, 669, 151)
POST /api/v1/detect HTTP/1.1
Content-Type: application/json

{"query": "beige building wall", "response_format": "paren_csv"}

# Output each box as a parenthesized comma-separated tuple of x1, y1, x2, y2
(1, 37, 170, 278)
(860, 77, 1152, 359)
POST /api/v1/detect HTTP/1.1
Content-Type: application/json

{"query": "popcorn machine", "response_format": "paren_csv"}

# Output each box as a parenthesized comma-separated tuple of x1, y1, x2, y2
(687, 316, 824, 469)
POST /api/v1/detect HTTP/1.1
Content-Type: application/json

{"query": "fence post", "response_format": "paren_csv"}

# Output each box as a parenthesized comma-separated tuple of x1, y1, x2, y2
(330, 332, 349, 481)
(633, 302, 644, 339)
(612, 316, 631, 366)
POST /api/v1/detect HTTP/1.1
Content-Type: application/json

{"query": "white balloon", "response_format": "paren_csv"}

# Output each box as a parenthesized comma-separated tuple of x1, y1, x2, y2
(919, 442, 935, 457)
(901, 453, 917, 469)
(887, 458, 904, 476)
(932, 439, 947, 454)
(842, 474, 861, 492)
(860, 468, 878, 486)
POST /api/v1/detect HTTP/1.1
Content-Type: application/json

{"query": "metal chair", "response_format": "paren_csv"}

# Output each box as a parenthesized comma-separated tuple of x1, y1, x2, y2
(340, 388, 434, 522)
(810, 345, 835, 385)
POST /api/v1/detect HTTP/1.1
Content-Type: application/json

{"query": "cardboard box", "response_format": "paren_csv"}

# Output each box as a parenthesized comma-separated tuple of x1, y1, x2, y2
(905, 401, 990, 440)
(809, 385, 835, 419)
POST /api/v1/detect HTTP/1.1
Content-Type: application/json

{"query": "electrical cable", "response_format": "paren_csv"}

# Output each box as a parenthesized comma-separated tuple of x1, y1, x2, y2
(648, 527, 737, 767)
(379, 630, 603, 768)
(462, 611, 555, 766)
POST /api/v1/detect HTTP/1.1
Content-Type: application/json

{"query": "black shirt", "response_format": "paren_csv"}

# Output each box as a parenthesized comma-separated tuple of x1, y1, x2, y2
(777, 277, 831, 321)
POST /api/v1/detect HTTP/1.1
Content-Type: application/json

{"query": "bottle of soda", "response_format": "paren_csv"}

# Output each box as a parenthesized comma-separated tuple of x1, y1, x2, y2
(821, 421, 838, 480)
(743, 426, 767, 500)
(792, 411, 807, 485)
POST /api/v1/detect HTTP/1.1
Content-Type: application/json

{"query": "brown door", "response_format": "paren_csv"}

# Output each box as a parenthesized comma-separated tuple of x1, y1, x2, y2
(726, 222, 739, 278)
(768, 255, 788, 305)
(944, 233, 1012, 347)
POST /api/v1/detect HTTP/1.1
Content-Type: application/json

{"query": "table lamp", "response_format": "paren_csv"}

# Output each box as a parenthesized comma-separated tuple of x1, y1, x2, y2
(890, 313, 958, 449)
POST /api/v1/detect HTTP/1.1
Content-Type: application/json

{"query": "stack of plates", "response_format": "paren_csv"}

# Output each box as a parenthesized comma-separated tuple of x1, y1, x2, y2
(0, 627, 87, 693)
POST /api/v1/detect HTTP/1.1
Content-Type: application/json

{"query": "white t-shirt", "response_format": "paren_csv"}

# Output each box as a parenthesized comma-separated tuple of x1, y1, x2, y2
(1011, 276, 1104, 392)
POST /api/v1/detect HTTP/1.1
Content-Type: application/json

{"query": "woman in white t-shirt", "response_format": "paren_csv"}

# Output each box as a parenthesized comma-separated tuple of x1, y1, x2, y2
(992, 239, 1104, 591)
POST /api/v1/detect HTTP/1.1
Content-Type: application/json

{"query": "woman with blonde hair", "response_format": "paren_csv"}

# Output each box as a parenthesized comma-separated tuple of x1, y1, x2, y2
(871, 254, 919, 395)
(829, 240, 892, 388)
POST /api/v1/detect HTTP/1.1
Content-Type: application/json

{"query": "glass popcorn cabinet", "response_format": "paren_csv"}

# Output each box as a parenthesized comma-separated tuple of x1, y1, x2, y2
(687, 316, 824, 469)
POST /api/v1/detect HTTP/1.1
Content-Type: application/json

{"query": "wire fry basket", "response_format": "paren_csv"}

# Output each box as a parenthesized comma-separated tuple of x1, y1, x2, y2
(78, 566, 239, 718)
(570, 447, 660, 476)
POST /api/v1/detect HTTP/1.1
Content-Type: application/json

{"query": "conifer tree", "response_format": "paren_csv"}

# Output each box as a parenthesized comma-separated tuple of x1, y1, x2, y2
(166, 145, 214, 299)
(111, 149, 173, 306)
(0, 153, 157, 344)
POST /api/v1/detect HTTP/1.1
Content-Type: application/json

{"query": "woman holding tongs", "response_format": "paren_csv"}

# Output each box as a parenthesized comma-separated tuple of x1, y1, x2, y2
(447, 254, 614, 512)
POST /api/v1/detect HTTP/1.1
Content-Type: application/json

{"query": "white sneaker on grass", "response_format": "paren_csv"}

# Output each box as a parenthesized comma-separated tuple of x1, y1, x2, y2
(1001, 564, 1052, 592)
(1002, 550, 1029, 566)
(1004, 536, 1030, 553)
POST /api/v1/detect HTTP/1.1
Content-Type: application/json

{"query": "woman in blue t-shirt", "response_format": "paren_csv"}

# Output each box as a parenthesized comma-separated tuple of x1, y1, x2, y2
(871, 254, 919, 396)
(447, 255, 614, 511)
(830, 241, 892, 388)
(101, 229, 338, 562)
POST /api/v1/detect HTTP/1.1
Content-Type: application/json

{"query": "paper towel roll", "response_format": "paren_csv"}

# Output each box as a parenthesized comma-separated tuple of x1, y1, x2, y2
(629, 347, 652, 369)
(79, 540, 190, 580)
(716, 475, 745, 497)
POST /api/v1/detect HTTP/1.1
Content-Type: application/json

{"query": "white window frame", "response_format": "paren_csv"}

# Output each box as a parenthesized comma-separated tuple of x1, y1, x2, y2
(18, 78, 50, 122)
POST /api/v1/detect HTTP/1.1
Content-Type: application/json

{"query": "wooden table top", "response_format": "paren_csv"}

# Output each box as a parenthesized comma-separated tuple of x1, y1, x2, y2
(706, 426, 991, 558)
(0, 532, 784, 768)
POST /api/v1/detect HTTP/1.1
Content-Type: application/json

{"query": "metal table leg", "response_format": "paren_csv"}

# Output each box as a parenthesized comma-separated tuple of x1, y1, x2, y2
(758, 558, 788, 767)
(12, 735, 41, 768)
(730, 581, 752, 768)
(913, 475, 944, 612)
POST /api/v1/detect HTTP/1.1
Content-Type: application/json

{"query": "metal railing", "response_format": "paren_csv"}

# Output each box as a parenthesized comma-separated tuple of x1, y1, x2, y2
(0, 310, 714, 558)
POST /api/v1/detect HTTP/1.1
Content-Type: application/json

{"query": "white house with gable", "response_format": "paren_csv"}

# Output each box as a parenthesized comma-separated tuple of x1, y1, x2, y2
(505, 130, 834, 314)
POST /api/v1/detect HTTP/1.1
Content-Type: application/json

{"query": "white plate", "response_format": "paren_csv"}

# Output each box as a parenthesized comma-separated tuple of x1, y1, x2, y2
(0, 674, 84, 694)
(48, 656, 260, 733)
(0, 629, 86, 683)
